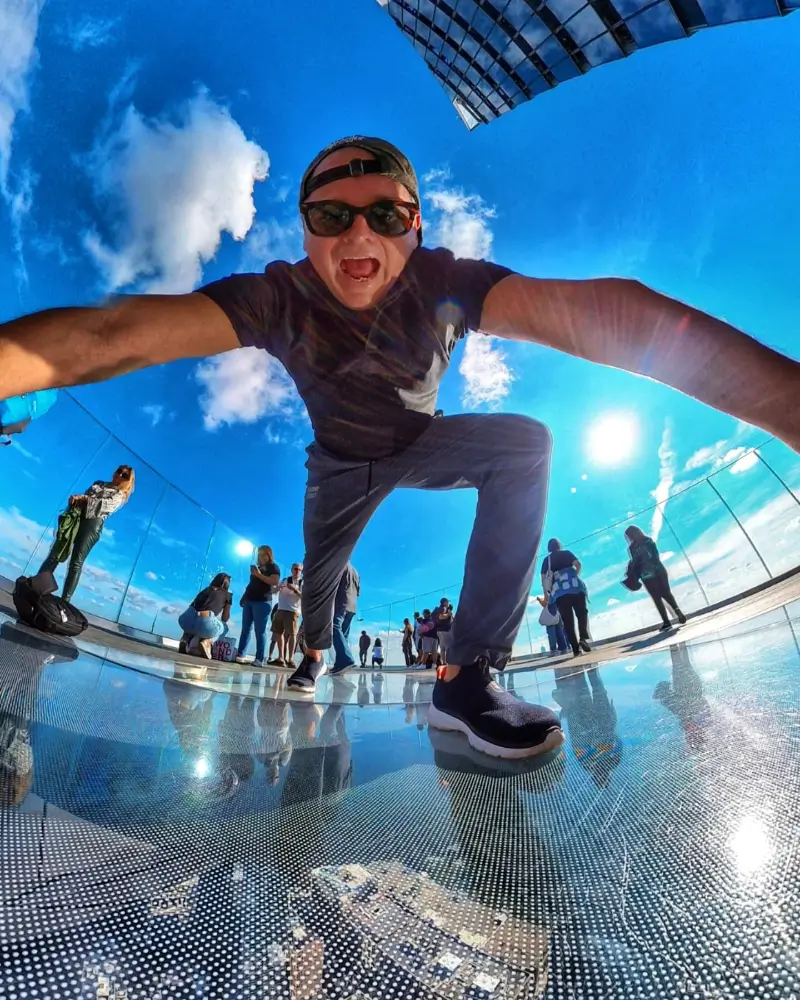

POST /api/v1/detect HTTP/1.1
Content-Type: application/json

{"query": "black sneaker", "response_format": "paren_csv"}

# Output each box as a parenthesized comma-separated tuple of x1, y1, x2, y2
(287, 655, 327, 693)
(428, 659, 564, 760)
(579, 639, 592, 653)
(676, 610, 687, 625)
(659, 622, 672, 632)
(329, 659, 355, 677)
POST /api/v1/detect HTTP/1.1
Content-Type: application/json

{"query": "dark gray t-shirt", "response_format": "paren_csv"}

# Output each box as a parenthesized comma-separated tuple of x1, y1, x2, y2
(199, 247, 513, 461)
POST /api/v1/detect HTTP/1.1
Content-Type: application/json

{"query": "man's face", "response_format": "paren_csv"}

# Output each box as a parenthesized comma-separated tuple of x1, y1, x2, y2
(292, 564, 302, 578)
(302, 147, 419, 311)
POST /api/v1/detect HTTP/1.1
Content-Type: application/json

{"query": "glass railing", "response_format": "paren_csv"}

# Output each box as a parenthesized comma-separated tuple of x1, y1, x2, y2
(1, 393, 798, 662)
(0, 392, 266, 641)
(356, 436, 800, 664)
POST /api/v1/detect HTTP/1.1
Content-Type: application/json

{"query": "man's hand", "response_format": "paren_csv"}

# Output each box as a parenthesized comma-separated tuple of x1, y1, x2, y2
(0, 292, 240, 398)
(480, 274, 800, 452)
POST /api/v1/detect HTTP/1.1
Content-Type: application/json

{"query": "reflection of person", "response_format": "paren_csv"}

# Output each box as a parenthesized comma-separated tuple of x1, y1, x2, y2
(256, 696, 293, 786)
(329, 562, 360, 677)
(178, 572, 232, 658)
(162, 676, 214, 754)
(0, 623, 78, 808)
(38, 464, 134, 603)
(624, 525, 686, 631)
(236, 545, 280, 666)
(4, 136, 797, 757)
(217, 691, 258, 789)
(552, 666, 621, 788)
(654, 643, 711, 750)
(542, 538, 591, 657)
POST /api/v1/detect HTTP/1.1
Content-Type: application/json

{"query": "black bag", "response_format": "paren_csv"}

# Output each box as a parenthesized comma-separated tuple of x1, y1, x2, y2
(12, 573, 88, 637)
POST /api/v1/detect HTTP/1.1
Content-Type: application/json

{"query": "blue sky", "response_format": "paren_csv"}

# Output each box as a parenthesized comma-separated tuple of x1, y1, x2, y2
(1, 1, 799, 649)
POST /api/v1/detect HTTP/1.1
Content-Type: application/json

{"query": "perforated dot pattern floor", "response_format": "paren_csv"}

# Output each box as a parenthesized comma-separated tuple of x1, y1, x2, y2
(2, 612, 800, 998)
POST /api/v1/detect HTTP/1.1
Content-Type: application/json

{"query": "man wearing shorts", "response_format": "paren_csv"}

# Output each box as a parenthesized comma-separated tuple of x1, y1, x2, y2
(1, 136, 797, 760)
(269, 563, 303, 666)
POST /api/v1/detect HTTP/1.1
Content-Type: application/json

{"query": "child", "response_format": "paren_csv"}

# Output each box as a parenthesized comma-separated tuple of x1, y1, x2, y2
(372, 637, 384, 667)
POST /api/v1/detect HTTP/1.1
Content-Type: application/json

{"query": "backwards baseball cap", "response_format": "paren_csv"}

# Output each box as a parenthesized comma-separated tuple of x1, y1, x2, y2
(299, 136, 420, 207)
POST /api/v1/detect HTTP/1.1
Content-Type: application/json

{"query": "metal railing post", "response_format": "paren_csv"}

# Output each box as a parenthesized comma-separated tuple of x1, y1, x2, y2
(117, 479, 169, 623)
(706, 477, 772, 581)
(660, 509, 710, 606)
(753, 452, 800, 508)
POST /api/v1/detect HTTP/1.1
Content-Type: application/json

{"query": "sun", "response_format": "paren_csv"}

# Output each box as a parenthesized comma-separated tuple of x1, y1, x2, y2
(586, 413, 639, 466)
(234, 539, 254, 557)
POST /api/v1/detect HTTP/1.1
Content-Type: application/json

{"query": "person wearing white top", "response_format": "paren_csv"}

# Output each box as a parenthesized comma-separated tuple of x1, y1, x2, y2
(269, 562, 303, 666)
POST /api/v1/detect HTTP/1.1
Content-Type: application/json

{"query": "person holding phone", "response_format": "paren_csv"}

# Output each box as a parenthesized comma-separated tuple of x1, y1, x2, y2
(235, 545, 281, 667)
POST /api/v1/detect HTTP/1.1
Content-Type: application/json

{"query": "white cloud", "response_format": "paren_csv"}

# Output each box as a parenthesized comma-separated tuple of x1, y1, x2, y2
(726, 448, 759, 475)
(63, 16, 118, 50)
(650, 421, 675, 541)
(144, 570, 159, 581)
(458, 333, 514, 409)
(660, 550, 675, 562)
(195, 347, 303, 431)
(84, 88, 269, 293)
(684, 439, 728, 472)
(240, 217, 303, 271)
(423, 169, 513, 411)
(141, 403, 164, 427)
(0, 0, 43, 188)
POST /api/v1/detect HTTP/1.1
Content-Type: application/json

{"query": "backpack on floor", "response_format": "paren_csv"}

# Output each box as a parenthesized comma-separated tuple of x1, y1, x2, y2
(12, 573, 88, 637)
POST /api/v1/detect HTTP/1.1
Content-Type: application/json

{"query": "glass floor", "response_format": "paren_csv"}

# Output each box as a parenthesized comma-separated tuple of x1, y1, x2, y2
(2, 604, 799, 1000)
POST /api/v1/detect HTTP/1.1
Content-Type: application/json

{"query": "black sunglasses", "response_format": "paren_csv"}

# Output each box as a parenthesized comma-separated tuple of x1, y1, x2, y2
(300, 199, 420, 238)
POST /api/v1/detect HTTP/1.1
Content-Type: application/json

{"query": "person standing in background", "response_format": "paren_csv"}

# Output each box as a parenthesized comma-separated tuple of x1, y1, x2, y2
(358, 630, 370, 668)
(412, 612, 423, 660)
(268, 562, 303, 667)
(235, 545, 281, 667)
(542, 538, 591, 658)
(38, 465, 135, 604)
(327, 562, 360, 679)
(432, 598, 453, 665)
(624, 525, 686, 631)
(400, 618, 415, 667)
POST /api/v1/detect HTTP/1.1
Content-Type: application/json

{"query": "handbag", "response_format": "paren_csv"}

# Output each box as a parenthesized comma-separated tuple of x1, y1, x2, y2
(538, 603, 560, 627)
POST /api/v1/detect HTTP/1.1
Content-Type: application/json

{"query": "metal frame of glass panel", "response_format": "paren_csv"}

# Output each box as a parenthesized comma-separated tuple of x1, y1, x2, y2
(381, 0, 796, 127)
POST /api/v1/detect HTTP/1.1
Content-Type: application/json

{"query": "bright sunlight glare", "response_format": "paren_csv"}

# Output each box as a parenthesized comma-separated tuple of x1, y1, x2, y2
(234, 539, 254, 557)
(586, 413, 639, 466)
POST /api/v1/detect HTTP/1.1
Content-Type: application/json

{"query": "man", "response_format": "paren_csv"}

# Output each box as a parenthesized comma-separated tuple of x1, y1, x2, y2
(358, 630, 370, 668)
(418, 608, 438, 669)
(0, 136, 797, 760)
(412, 611, 423, 660)
(327, 562, 360, 677)
(432, 598, 453, 665)
(268, 562, 303, 667)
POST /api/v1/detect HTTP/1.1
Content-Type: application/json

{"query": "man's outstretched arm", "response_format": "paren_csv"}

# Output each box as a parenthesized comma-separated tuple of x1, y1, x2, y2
(0, 292, 240, 398)
(480, 275, 800, 450)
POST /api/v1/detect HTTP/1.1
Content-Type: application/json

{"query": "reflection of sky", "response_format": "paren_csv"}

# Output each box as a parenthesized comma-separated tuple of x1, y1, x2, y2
(5, 610, 800, 997)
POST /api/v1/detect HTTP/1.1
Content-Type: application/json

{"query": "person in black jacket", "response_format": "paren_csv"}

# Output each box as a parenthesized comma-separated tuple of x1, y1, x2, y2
(624, 526, 686, 631)
(178, 573, 232, 658)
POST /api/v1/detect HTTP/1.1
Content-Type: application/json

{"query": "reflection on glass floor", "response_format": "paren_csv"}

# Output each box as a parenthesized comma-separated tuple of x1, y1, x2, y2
(2, 605, 800, 999)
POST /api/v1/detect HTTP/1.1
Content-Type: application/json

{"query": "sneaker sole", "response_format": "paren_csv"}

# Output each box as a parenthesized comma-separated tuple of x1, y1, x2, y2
(427, 705, 565, 760)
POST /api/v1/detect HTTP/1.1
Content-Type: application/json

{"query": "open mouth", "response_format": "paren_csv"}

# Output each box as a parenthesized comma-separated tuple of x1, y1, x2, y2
(339, 257, 380, 282)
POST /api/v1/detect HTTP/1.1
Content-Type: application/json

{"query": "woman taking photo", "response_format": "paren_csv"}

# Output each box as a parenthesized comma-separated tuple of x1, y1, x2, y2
(541, 538, 591, 658)
(179, 572, 233, 658)
(235, 545, 280, 667)
(624, 525, 686, 631)
(39, 465, 135, 603)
